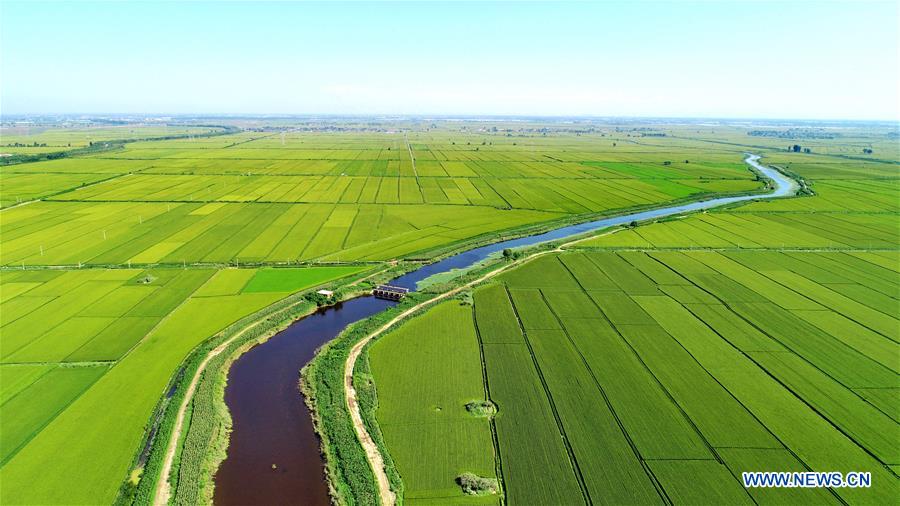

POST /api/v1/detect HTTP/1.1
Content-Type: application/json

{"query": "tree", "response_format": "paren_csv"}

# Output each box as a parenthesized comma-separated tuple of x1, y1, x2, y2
(791, 144, 802, 152)
(502, 248, 523, 260)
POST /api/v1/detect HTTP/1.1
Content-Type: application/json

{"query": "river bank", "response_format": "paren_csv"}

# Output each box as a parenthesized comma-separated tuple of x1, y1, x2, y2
(323, 154, 799, 505)
(147, 153, 797, 505)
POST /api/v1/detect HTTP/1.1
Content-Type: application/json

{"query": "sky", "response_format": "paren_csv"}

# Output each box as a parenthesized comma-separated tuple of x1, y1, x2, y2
(1, 1, 898, 120)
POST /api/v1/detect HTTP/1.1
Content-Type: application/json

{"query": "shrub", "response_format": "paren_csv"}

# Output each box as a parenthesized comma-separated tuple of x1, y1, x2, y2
(464, 400, 496, 418)
(456, 473, 499, 495)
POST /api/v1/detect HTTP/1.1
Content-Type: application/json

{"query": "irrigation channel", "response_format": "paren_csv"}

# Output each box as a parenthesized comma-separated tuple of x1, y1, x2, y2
(211, 154, 796, 505)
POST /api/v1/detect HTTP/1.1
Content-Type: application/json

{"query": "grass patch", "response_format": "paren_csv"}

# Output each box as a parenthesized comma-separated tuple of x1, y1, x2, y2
(241, 266, 367, 293)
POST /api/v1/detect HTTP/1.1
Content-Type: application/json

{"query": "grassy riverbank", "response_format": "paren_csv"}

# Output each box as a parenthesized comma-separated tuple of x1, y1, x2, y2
(292, 162, 795, 505)
(124, 153, 787, 505)
(114, 267, 381, 505)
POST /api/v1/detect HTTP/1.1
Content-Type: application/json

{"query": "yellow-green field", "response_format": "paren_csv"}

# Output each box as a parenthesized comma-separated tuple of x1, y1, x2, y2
(0, 265, 365, 504)
(1, 124, 224, 155)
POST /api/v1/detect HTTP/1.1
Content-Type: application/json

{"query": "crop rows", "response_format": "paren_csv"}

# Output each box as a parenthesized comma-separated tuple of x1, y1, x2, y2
(0, 265, 366, 504)
(369, 303, 499, 504)
(0, 125, 221, 155)
(370, 246, 898, 504)
(586, 206, 898, 250)
(5, 124, 895, 506)
(0, 201, 559, 266)
(366, 146, 897, 503)
(40, 173, 727, 213)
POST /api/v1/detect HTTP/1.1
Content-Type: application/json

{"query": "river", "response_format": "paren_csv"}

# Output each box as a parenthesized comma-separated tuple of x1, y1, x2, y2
(212, 154, 796, 505)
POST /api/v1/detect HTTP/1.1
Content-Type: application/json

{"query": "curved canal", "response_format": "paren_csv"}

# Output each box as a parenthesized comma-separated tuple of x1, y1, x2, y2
(212, 154, 797, 505)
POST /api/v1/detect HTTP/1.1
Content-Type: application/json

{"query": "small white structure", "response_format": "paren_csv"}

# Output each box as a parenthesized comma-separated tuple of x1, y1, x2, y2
(316, 289, 334, 297)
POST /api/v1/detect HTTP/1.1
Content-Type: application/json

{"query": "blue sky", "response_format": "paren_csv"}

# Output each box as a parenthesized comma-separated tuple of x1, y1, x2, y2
(2, 1, 897, 120)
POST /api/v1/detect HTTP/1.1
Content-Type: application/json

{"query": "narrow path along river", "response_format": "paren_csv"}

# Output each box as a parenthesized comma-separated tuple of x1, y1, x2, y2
(211, 154, 797, 505)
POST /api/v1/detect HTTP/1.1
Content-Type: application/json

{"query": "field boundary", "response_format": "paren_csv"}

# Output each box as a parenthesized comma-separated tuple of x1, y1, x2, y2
(470, 305, 508, 503)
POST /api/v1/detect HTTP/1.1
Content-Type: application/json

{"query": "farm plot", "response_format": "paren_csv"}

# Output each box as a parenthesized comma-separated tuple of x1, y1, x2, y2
(0, 125, 224, 156)
(0, 201, 562, 266)
(0, 157, 157, 174)
(0, 172, 116, 207)
(357, 128, 898, 505)
(583, 205, 899, 250)
(2, 130, 772, 270)
(370, 248, 898, 504)
(6, 124, 894, 506)
(369, 302, 498, 505)
(0, 264, 368, 504)
(42, 172, 758, 213)
(582, 145, 899, 250)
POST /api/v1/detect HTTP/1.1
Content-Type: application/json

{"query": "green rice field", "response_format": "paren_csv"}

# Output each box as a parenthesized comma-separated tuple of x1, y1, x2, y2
(0, 129, 771, 266)
(1, 120, 897, 505)
(0, 124, 225, 156)
(371, 247, 899, 504)
(367, 123, 899, 505)
(0, 265, 364, 504)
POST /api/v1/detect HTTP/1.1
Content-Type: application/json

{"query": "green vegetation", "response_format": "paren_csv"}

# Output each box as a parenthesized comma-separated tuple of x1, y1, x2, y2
(162, 280, 372, 506)
(2, 127, 773, 266)
(456, 472, 500, 496)
(0, 124, 225, 154)
(0, 265, 368, 504)
(0, 365, 108, 464)
(303, 293, 425, 506)
(370, 302, 498, 504)
(365, 123, 899, 505)
(371, 247, 899, 504)
(465, 400, 496, 418)
(242, 266, 366, 293)
(2, 119, 897, 505)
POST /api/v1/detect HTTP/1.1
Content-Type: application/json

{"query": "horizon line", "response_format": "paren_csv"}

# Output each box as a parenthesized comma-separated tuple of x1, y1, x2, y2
(2, 112, 898, 125)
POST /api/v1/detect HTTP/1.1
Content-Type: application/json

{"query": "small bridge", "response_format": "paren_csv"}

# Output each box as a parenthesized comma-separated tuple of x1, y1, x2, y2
(373, 285, 409, 301)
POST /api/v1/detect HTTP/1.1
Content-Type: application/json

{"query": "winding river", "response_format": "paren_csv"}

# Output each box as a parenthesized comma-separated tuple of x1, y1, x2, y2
(212, 154, 796, 505)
